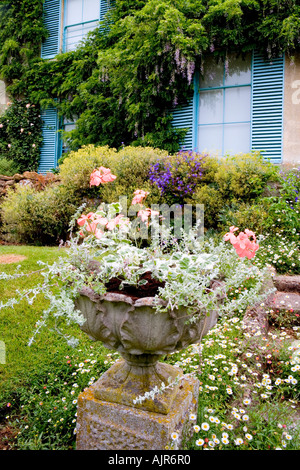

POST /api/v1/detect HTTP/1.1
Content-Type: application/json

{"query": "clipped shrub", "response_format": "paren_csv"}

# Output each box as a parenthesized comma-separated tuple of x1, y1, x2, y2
(214, 151, 279, 201)
(1, 184, 81, 245)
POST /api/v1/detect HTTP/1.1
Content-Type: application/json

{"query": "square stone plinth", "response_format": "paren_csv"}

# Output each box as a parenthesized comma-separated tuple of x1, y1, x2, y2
(76, 375, 199, 450)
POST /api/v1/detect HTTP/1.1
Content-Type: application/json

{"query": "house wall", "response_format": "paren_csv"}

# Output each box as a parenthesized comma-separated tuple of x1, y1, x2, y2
(283, 53, 300, 164)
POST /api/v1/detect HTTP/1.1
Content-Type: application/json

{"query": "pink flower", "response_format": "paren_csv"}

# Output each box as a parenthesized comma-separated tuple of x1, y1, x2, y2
(137, 208, 159, 223)
(77, 212, 107, 239)
(224, 226, 239, 244)
(77, 212, 95, 227)
(106, 214, 129, 230)
(90, 167, 117, 186)
(92, 228, 104, 239)
(93, 216, 108, 227)
(26, 104, 30, 108)
(224, 227, 259, 259)
(83, 220, 104, 239)
(131, 189, 149, 205)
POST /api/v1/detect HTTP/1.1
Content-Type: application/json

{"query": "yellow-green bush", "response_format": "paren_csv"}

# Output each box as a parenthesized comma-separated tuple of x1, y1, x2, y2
(185, 184, 225, 230)
(59, 145, 118, 191)
(214, 151, 279, 201)
(1, 184, 81, 245)
(218, 200, 270, 235)
(0, 145, 169, 244)
(59, 144, 168, 206)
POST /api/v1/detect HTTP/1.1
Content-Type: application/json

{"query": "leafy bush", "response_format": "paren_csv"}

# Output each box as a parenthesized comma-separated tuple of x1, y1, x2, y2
(186, 184, 225, 230)
(0, 145, 286, 246)
(218, 201, 270, 235)
(214, 152, 279, 202)
(0, 145, 169, 244)
(0, 98, 43, 173)
(59, 144, 168, 207)
(1, 184, 81, 245)
(58, 145, 118, 192)
(263, 166, 300, 236)
(0, 157, 20, 176)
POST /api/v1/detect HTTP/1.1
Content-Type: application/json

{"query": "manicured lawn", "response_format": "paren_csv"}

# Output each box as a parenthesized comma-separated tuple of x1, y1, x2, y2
(0, 245, 86, 393)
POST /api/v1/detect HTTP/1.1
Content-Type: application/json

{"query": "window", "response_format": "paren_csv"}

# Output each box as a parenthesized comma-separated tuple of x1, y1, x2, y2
(64, 0, 101, 52)
(62, 118, 77, 154)
(197, 54, 252, 156)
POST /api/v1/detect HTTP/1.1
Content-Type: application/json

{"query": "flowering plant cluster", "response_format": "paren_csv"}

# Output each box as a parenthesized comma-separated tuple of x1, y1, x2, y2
(76, 167, 159, 240)
(0, 98, 43, 173)
(149, 150, 206, 204)
(224, 226, 260, 260)
(279, 166, 300, 208)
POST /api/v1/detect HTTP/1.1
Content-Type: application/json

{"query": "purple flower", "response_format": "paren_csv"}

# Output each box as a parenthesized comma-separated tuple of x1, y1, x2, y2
(149, 150, 206, 202)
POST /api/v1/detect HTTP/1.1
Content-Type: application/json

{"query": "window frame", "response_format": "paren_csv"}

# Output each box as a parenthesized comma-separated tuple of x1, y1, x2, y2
(63, 0, 101, 52)
(196, 54, 252, 156)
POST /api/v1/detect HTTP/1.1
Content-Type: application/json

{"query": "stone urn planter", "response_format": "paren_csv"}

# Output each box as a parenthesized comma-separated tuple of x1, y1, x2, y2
(75, 285, 219, 415)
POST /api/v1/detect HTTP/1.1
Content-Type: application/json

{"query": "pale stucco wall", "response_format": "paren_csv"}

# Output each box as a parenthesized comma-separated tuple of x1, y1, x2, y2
(282, 53, 300, 164)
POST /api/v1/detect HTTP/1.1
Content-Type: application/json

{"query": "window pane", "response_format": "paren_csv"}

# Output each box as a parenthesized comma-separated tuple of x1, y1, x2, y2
(83, 20, 99, 36)
(83, 0, 100, 22)
(224, 86, 251, 123)
(199, 57, 224, 88)
(225, 53, 251, 86)
(65, 25, 83, 51)
(198, 125, 223, 155)
(199, 90, 223, 125)
(223, 123, 251, 154)
(66, 0, 83, 26)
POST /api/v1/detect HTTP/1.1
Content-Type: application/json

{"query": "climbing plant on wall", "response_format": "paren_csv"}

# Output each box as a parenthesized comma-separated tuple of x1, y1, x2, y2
(0, 0, 300, 160)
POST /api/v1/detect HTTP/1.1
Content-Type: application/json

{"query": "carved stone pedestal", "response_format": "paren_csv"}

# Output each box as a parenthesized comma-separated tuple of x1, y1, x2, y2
(76, 373, 199, 451)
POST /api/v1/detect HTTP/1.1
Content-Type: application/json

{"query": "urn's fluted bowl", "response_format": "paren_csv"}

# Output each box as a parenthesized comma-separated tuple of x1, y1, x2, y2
(75, 286, 219, 414)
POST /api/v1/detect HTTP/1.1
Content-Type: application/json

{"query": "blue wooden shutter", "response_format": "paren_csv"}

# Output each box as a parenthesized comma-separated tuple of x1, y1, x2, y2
(100, 0, 110, 21)
(39, 107, 60, 173)
(99, 0, 115, 32)
(41, 0, 61, 59)
(171, 99, 194, 150)
(251, 52, 284, 163)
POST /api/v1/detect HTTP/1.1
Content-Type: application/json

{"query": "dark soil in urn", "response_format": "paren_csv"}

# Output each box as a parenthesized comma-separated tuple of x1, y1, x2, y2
(105, 271, 165, 301)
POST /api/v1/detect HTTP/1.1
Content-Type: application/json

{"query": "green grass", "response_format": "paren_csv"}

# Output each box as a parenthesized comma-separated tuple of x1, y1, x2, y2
(0, 246, 91, 394)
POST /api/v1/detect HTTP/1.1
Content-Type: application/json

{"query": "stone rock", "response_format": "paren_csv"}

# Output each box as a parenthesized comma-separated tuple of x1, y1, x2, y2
(274, 275, 300, 293)
(272, 291, 300, 316)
